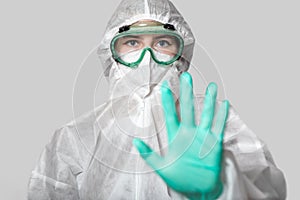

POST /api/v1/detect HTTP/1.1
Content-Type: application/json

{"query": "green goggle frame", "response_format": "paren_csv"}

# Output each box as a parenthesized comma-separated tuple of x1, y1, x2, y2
(110, 25, 184, 68)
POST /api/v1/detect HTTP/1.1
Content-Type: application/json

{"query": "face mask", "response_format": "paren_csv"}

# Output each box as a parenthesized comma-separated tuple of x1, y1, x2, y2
(108, 51, 180, 100)
(108, 51, 181, 128)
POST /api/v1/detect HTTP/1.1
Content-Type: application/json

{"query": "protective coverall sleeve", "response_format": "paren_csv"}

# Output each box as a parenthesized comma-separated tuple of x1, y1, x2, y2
(27, 127, 83, 200)
(219, 105, 287, 200)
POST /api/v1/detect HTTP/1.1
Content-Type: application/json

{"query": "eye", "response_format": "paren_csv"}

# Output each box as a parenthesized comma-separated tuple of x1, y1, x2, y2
(125, 40, 139, 47)
(156, 40, 171, 47)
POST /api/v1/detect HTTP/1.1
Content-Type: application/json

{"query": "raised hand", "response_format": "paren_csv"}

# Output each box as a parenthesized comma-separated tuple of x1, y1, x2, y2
(133, 72, 229, 199)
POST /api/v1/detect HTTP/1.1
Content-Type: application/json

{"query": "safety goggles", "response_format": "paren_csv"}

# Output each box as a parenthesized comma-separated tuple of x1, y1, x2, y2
(110, 24, 184, 68)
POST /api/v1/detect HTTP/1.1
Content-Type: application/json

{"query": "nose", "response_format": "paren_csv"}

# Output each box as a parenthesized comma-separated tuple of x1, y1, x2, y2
(142, 36, 154, 49)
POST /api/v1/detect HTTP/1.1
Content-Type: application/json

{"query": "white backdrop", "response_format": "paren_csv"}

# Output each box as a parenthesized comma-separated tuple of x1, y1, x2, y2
(0, 0, 298, 199)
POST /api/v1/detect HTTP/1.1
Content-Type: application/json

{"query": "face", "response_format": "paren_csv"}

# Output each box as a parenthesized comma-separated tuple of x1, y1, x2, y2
(115, 34, 180, 56)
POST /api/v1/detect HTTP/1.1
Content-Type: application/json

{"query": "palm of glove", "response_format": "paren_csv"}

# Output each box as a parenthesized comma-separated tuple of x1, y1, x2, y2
(133, 72, 229, 198)
(157, 125, 223, 194)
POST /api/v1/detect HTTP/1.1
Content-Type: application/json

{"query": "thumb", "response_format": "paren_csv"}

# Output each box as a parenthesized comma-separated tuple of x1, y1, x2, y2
(133, 138, 163, 171)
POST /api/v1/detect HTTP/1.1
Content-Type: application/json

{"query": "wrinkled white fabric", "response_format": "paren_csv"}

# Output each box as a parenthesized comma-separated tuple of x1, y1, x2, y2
(28, 0, 286, 199)
(27, 98, 286, 200)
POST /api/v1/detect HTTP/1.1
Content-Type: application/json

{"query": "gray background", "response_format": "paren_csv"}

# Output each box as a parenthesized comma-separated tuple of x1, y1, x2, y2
(0, 0, 299, 199)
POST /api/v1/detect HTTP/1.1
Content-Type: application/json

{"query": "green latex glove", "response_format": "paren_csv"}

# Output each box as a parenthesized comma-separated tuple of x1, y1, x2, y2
(133, 72, 229, 200)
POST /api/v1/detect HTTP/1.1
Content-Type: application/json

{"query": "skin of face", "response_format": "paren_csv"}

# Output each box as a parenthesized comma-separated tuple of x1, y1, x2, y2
(115, 34, 179, 56)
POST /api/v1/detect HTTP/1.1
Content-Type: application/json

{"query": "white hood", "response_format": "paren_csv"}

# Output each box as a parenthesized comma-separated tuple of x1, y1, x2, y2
(97, 0, 195, 76)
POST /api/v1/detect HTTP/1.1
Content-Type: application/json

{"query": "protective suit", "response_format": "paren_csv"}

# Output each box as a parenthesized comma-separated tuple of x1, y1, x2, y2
(28, 0, 286, 199)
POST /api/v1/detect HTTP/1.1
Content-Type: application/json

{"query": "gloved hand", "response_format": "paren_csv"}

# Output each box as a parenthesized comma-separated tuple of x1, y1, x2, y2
(133, 72, 229, 200)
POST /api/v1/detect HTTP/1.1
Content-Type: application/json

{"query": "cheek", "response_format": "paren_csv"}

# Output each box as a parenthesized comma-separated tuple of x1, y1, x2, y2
(170, 46, 179, 56)
(159, 47, 177, 57)
(114, 40, 128, 54)
(115, 45, 128, 54)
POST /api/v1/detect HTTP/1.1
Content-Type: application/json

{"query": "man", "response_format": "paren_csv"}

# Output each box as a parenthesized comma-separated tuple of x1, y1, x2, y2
(28, 0, 286, 199)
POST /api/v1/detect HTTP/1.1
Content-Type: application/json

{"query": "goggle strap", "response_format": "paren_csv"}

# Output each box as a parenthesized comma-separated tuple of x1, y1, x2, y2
(119, 25, 130, 33)
(118, 23, 176, 34)
(163, 24, 176, 31)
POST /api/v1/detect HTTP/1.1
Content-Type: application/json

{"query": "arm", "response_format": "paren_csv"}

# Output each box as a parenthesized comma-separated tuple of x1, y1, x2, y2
(28, 127, 82, 200)
(219, 106, 287, 199)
